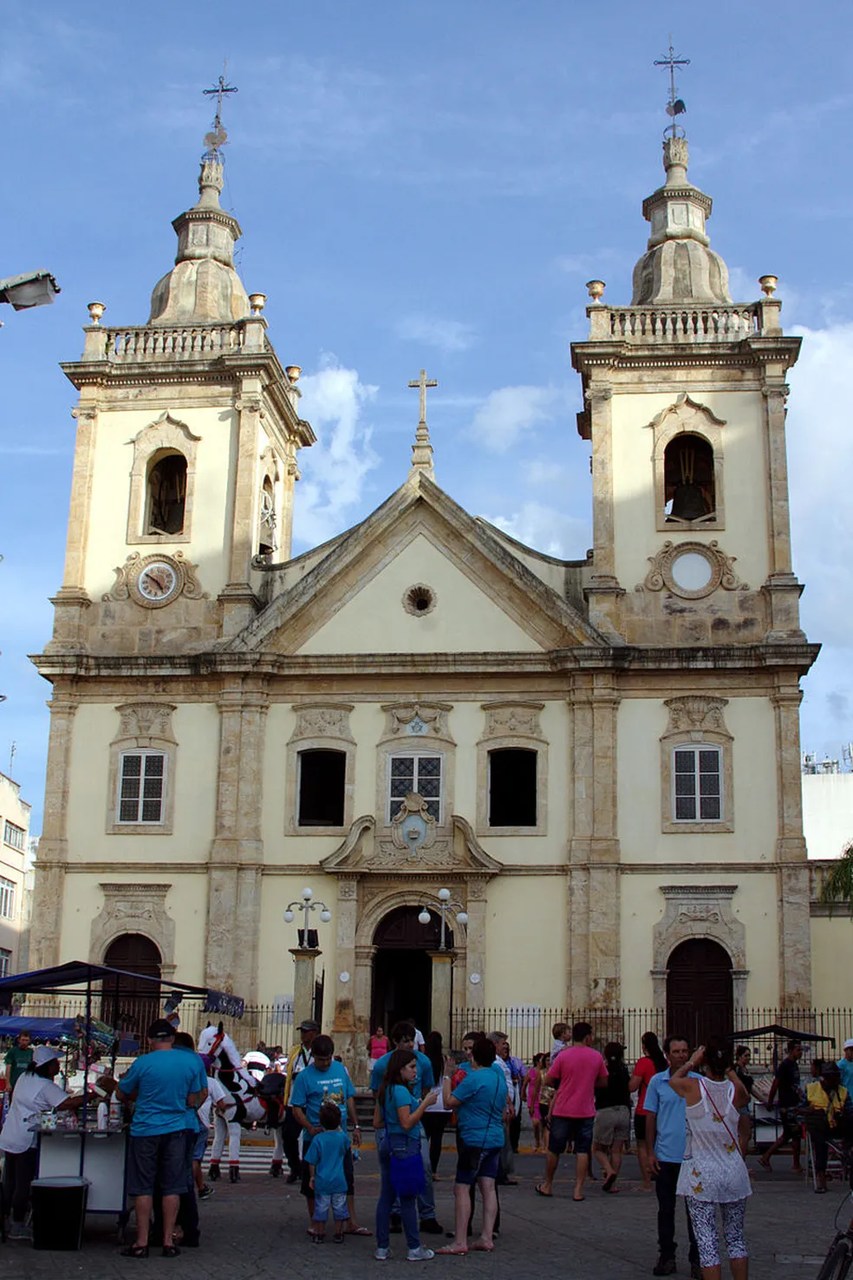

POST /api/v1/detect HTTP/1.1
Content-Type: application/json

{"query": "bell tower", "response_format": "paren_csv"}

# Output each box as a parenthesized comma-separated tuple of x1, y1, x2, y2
(48, 118, 315, 657)
(572, 129, 804, 649)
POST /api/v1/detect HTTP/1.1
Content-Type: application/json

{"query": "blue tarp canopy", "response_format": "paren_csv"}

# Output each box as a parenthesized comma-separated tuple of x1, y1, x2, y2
(0, 1015, 116, 1047)
(0, 960, 244, 1018)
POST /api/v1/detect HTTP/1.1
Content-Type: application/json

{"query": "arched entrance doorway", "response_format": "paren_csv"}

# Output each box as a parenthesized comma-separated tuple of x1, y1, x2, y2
(102, 933, 162, 1037)
(371, 907, 448, 1035)
(666, 938, 733, 1047)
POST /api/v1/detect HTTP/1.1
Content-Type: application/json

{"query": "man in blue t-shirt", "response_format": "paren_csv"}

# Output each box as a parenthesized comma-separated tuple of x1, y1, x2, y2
(370, 1021, 442, 1233)
(290, 1034, 367, 1233)
(116, 1019, 208, 1258)
(644, 1035, 700, 1279)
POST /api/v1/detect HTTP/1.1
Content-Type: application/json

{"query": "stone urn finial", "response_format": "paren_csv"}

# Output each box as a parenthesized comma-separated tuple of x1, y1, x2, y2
(248, 292, 266, 315)
(87, 301, 106, 325)
(758, 275, 778, 298)
(586, 279, 606, 303)
(285, 365, 302, 383)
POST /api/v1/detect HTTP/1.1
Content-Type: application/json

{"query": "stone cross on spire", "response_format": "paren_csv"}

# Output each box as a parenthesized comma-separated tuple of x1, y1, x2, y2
(407, 369, 437, 479)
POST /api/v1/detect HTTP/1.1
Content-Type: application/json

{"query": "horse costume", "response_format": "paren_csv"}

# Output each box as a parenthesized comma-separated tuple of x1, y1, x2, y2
(199, 1024, 288, 1180)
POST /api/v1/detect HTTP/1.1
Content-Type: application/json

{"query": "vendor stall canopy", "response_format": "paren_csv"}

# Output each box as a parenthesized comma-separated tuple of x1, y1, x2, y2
(0, 960, 244, 1018)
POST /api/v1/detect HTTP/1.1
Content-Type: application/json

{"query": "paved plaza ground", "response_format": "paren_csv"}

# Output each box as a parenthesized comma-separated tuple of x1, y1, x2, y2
(2, 1142, 847, 1279)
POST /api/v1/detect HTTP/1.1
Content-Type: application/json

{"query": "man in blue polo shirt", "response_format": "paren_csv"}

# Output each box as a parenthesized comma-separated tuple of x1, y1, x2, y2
(116, 1018, 208, 1259)
(370, 1021, 442, 1234)
(644, 1035, 701, 1280)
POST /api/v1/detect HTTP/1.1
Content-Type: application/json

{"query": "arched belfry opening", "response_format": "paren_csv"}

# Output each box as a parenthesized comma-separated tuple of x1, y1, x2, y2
(146, 451, 187, 535)
(666, 938, 733, 1046)
(102, 933, 162, 1038)
(371, 906, 449, 1036)
(664, 433, 715, 522)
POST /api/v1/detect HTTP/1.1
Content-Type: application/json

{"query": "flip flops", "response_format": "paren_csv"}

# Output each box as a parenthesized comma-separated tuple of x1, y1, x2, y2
(534, 1183, 552, 1197)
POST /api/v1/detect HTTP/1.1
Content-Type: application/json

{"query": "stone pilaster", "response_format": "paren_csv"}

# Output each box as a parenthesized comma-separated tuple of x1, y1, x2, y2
(771, 683, 811, 1006)
(30, 692, 78, 969)
(290, 947, 321, 1030)
(331, 878, 359, 1033)
(762, 383, 805, 639)
(221, 379, 263, 636)
(567, 676, 622, 1006)
(428, 950, 454, 1045)
(205, 680, 268, 1000)
(47, 404, 98, 653)
(584, 384, 625, 639)
(463, 881, 487, 1012)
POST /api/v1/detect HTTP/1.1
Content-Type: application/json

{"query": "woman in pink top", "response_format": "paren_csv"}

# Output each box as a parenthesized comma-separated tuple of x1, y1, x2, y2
(368, 1026, 389, 1060)
(629, 1031, 667, 1191)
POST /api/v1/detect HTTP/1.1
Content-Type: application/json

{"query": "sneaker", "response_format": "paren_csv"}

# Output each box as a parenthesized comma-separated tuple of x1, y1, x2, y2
(375, 1247, 391, 1261)
(8, 1222, 32, 1240)
(419, 1219, 444, 1234)
(198, 1184, 214, 1200)
(652, 1259, 677, 1277)
(407, 1247, 436, 1262)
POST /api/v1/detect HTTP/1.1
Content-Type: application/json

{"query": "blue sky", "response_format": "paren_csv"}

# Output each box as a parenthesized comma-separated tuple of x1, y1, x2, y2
(2, 2, 853, 830)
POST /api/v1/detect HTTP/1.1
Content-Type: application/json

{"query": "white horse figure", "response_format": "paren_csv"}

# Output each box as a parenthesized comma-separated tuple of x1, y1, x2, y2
(200, 1027, 287, 1181)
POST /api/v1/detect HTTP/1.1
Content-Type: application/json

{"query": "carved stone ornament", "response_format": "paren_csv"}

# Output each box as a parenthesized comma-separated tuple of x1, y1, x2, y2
(390, 792, 437, 855)
(90, 882, 176, 975)
(116, 702, 177, 744)
(381, 702, 453, 741)
(482, 701, 544, 740)
(103, 551, 207, 607)
(639, 540, 744, 599)
(664, 695, 730, 738)
(289, 703, 355, 744)
(651, 884, 747, 1008)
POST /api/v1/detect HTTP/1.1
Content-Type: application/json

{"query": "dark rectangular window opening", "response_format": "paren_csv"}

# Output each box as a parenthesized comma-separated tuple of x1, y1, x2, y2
(488, 748, 537, 827)
(298, 749, 346, 826)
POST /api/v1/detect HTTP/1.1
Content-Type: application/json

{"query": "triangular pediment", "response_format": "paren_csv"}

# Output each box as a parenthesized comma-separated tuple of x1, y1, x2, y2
(225, 474, 607, 655)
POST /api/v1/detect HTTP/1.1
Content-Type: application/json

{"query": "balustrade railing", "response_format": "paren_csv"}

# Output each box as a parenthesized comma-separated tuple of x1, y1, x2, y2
(601, 304, 760, 343)
(83, 323, 262, 363)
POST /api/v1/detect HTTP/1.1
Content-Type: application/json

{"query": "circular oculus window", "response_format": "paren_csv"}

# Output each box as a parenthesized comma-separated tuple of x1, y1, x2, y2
(403, 583, 436, 617)
(660, 543, 724, 599)
(670, 551, 714, 592)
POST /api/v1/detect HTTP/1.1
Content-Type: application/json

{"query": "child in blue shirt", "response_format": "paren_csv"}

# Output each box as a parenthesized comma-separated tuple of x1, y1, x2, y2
(304, 1102, 351, 1243)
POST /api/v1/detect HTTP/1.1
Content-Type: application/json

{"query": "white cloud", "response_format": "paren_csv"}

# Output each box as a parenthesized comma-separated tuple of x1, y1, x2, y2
(395, 314, 477, 354)
(483, 501, 590, 560)
(523, 458, 572, 488)
(469, 385, 558, 453)
(292, 359, 380, 548)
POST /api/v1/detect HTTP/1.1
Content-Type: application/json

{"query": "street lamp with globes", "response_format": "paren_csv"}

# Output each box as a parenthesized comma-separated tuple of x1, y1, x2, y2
(418, 887, 468, 952)
(284, 886, 332, 949)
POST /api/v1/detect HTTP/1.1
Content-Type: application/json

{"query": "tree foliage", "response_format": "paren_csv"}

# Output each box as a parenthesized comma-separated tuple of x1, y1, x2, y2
(818, 843, 853, 916)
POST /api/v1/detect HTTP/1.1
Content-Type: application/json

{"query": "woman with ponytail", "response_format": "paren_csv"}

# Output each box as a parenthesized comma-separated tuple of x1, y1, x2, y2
(630, 1031, 667, 1191)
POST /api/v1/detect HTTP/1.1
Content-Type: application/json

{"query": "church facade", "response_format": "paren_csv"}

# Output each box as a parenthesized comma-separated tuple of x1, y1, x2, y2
(29, 124, 824, 1059)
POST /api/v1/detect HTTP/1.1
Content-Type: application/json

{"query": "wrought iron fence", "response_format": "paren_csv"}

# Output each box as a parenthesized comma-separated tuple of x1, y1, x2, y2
(11, 999, 853, 1070)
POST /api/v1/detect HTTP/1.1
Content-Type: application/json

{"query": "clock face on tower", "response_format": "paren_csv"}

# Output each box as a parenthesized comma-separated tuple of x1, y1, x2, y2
(131, 557, 181, 607)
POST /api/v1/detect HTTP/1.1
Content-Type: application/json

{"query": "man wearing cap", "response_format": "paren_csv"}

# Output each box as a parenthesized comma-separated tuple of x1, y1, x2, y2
(280, 1019, 319, 1181)
(0, 1045, 88, 1239)
(116, 1018, 208, 1258)
(837, 1040, 853, 1094)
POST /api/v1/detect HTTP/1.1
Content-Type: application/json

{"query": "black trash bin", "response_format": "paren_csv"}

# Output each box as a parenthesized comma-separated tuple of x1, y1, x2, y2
(31, 1176, 90, 1250)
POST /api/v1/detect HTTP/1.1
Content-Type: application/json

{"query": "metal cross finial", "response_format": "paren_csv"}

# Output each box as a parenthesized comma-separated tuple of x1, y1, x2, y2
(202, 68, 238, 154)
(408, 369, 438, 424)
(654, 39, 690, 139)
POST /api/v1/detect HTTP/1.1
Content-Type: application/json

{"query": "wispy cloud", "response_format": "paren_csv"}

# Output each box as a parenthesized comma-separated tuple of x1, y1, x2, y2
(292, 358, 380, 548)
(469, 385, 559, 454)
(395, 314, 477, 354)
(483, 501, 590, 560)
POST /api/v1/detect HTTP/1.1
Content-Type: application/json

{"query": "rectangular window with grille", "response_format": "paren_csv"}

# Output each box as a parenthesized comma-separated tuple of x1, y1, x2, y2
(673, 746, 722, 822)
(388, 754, 442, 823)
(0, 877, 16, 920)
(118, 751, 166, 824)
(3, 821, 25, 851)
(0, 949, 10, 977)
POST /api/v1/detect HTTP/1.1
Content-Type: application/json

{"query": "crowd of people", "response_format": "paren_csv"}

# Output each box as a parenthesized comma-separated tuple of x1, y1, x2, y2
(1, 1017, 852, 1272)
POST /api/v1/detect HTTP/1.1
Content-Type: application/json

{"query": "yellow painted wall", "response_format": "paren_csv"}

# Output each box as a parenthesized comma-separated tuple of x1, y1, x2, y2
(811, 917, 853, 1006)
(82, 406, 236, 599)
(617, 695, 777, 863)
(298, 534, 544, 654)
(620, 871, 780, 1007)
(483, 873, 567, 1006)
(66, 702, 219, 861)
(610, 389, 769, 589)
